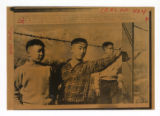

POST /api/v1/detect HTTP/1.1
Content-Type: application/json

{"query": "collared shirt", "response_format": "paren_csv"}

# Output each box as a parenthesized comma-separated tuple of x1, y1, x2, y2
(61, 56, 117, 103)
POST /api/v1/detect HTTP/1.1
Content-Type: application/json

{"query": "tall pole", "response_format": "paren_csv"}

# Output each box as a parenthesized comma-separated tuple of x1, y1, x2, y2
(132, 22, 134, 103)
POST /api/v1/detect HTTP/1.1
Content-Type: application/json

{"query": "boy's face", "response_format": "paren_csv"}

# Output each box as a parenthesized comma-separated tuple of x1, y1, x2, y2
(71, 42, 87, 61)
(27, 45, 44, 63)
(104, 45, 114, 56)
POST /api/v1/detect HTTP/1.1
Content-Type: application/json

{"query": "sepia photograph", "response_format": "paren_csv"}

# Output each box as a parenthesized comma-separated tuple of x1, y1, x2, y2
(7, 7, 154, 109)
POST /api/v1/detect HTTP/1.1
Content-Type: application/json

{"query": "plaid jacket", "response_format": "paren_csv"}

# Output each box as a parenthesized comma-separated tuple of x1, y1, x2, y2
(61, 55, 118, 104)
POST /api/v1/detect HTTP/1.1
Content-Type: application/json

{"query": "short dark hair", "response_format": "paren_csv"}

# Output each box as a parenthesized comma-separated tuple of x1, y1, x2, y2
(71, 38, 88, 46)
(26, 39, 45, 51)
(102, 42, 113, 49)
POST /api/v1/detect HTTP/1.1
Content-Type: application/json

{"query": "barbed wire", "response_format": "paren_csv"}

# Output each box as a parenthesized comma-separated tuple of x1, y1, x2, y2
(134, 25, 148, 32)
(14, 32, 102, 47)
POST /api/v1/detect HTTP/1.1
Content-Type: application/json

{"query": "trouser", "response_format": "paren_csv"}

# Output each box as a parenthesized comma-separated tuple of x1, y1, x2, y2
(98, 80, 120, 104)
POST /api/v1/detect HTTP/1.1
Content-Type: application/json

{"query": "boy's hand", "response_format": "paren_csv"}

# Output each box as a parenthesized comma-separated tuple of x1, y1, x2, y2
(95, 88, 100, 96)
(118, 81, 123, 89)
(122, 51, 130, 62)
(118, 74, 125, 89)
(58, 84, 62, 90)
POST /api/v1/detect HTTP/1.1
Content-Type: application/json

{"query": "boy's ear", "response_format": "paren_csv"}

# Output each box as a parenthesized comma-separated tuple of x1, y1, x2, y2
(26, 48, 31, 54)
(26, 51, 30, 57)
(71, 46, 74, 52)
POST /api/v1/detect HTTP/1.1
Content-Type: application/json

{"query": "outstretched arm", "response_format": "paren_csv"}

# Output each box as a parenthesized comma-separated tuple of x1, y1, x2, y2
(81, 51, 121, 74)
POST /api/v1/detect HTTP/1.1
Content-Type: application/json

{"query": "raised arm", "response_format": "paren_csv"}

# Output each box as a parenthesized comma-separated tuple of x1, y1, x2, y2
(81, 52, 121, 74)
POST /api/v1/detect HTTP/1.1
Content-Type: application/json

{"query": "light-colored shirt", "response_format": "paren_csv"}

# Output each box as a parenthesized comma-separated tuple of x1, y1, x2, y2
(91, 55, 122, 89)
(14, 61, 53, 105)
(99, 55, 122, 80)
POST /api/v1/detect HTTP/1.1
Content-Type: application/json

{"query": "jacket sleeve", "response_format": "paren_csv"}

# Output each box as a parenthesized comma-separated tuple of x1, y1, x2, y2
(81, 54, 121, 74)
